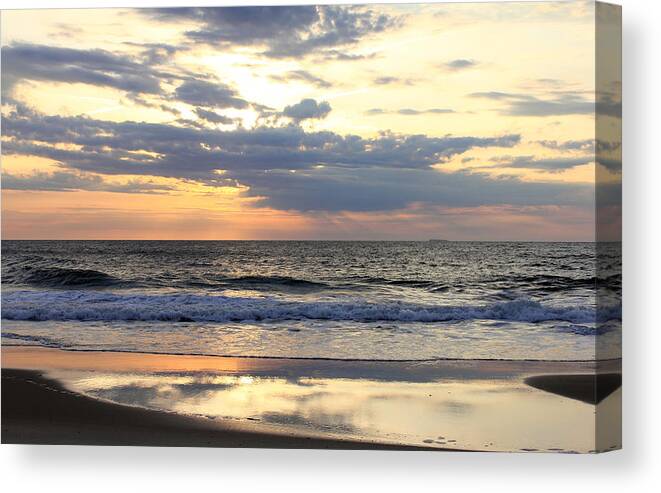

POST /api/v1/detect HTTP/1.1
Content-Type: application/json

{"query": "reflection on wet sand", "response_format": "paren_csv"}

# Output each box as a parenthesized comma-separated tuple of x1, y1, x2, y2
(47, 369, 614, 452)
(2, 347, 621, 452)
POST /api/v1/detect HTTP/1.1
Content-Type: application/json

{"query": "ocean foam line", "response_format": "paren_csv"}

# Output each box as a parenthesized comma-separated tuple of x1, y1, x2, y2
(1, 290, 620, 324)
(0, 339, 620, 364)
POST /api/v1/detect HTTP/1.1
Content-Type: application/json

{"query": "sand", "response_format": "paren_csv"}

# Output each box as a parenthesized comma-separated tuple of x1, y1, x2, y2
(1, 369, 436, 449)
(524, 373, 622, 405)
(1, 346, 621, 450)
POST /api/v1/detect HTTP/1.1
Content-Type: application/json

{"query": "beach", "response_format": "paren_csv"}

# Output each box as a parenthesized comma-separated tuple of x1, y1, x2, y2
(2, 368, 433, 449)
(1, 346, 621, 452)
(1, 241, 622, 451)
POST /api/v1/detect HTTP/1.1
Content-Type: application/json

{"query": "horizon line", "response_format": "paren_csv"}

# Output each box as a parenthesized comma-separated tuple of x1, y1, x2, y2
(0, 238, 613, 243)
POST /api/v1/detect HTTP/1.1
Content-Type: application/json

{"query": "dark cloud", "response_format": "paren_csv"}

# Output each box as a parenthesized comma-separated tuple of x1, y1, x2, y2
(282, 99, 331, 121)
(120, 41, 187, 66)
(595, 137, 622, 173)
(124, 93, 182, 116)
(1, 170, 174, 194)
(596, 92, 622, 118)
(3, 104, 580, 212)
(1, 42, 254, 115)
(237, 167, 593, 212)
(174, 79, 249, 109)
(470, 91, 595, 116)
(2, 105, 521, 179)
(444, 59, 477, 70)
(596, 140, 621, 153)
(596, 157, 622, 173)
(132, 43, 181, 65)
(194, 108, 235, 125)
(365, 108, 454, 116)
(269, 70, 332, 88)
(1, 43, 166, 97)
(143, 5, 400, 59)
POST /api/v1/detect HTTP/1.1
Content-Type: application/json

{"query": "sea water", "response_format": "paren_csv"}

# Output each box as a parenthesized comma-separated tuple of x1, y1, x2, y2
(1, 240, 621, 361)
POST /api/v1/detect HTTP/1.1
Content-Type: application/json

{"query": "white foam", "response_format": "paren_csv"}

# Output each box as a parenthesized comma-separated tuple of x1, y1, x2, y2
(0, 290, 619, 324)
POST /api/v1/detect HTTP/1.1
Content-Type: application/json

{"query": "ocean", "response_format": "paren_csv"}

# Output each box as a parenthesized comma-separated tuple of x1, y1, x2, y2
(1, 240, 621, 361)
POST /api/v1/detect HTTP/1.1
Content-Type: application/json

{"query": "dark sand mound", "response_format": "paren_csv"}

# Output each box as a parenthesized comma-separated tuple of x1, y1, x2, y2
(524, 373, 621, 405)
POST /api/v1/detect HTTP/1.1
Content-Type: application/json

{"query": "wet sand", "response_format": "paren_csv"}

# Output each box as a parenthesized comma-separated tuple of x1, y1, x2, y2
(524, 373, 622, 405)
(1, 346, 621, 451)
(1, 369, 436, 449)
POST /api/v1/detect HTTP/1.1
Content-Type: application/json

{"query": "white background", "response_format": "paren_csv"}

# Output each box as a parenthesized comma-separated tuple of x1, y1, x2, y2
(0, 0, 658, 491)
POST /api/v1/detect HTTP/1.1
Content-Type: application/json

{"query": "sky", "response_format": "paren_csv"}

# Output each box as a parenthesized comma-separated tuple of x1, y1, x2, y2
(0, 1, 621, 240)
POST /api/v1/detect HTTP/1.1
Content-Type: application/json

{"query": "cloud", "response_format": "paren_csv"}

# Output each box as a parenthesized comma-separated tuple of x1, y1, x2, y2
(1, 42, 255, 115)
(488, 155, 594, 172)
(236, 167, 593, 212)
(129, 42, 181, 65)
(372, 76, 415, 86)
(1, 170, 175, 194)
(2, 105, 520, 179)
(1, 43, 167, 98)
(3, 104, 584, 213)
(320, 50, 377, 61)
(470, 91, 595, 116)
(444, 59, 477, 70)
(597, 157, 622, 173)
(144, 5, 400, 59)
(397, 108, 454, 115)
(469, 91, 515, 100)
(535, 78, 565, 86)
(282, 99, 332, 121)
(174, 79, 249, 109)
(596, 92, 622, 118)
(596, 140, 621, 153)
(269, 70, 331, 88)
(537, 139, 595, 151)
(194, 108, 235, 125)
(365, 108, 454, 116)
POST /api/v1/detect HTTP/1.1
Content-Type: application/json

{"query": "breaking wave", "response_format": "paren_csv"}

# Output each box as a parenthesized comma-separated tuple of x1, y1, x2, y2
(1, 290, 620, 324)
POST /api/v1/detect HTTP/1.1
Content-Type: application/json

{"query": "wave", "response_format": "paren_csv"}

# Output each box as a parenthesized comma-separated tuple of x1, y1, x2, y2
(357, 273, 618, 294)
(3, 262, 614, 296)
(211, 275, 332, 291)
(349, 276, 437, 289)
(3, 265, 333, 292)
(6, 267, 124, 288)
(1, 290, 620, 324)
(1, 331, 67, 347)
(349, 274, 614, 294)
(485, 274, 596, 291)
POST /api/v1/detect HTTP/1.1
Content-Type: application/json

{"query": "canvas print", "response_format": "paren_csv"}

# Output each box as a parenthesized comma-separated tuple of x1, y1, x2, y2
(0, 1, 621, 453)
